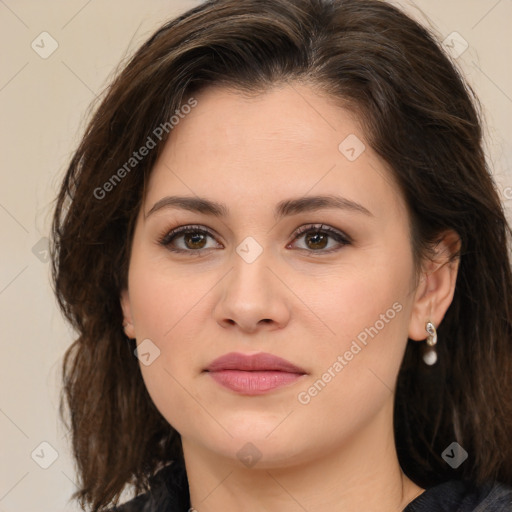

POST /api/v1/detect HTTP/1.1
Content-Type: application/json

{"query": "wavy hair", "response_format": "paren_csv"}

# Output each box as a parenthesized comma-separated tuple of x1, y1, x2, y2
(50, 0, 512, 510)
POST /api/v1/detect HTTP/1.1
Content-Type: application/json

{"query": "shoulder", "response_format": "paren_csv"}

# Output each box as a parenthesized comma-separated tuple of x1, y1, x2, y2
(404, 479, 512, 512)
(108, 460, 190, 512)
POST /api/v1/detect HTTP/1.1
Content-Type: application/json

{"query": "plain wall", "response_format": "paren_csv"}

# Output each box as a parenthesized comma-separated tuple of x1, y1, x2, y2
(1, 1, 511, 511)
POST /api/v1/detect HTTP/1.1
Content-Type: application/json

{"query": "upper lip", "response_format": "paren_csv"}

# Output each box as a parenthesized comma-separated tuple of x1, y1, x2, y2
(205, 352, 307, 373)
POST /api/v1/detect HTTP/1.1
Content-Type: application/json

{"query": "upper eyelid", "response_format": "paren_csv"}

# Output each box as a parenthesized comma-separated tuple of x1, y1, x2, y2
(292, 223, 351, 241)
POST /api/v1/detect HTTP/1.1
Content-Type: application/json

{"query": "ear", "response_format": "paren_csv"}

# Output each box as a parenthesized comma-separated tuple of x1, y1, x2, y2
(408, 230, 461, 342)
(120, 289, 136, 340)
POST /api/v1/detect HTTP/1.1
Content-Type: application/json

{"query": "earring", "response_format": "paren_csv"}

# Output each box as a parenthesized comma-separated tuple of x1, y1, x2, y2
(423, 321, 437, 365)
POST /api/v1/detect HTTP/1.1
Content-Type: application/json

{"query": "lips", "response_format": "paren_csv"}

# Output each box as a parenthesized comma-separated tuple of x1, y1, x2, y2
(204, 352, 307, 395)
(204, 352, 307, 373)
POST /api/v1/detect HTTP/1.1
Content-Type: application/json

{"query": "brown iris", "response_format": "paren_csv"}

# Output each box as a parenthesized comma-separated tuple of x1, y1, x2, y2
(305, 231, 328, 250)
(184, 232, 207, 249)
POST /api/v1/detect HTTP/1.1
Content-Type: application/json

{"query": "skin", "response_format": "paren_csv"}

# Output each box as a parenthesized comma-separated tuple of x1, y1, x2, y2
(121, 83, 460, 512)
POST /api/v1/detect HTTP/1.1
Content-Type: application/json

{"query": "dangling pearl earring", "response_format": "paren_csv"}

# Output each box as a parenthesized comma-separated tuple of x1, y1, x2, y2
(423, 321, 437, 365)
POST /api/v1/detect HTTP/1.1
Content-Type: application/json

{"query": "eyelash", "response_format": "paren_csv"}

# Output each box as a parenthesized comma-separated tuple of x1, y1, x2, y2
(158, 223, 351, 255)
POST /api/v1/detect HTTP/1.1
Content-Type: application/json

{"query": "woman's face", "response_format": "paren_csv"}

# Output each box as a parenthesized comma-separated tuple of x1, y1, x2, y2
(121, 83, 423, 468)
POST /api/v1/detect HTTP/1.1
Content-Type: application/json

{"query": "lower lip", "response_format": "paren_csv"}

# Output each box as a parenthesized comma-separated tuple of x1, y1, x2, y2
(207, 370, 305, 395)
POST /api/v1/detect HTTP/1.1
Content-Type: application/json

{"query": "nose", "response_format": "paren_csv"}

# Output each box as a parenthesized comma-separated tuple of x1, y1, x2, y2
(213, 248, 291, 334)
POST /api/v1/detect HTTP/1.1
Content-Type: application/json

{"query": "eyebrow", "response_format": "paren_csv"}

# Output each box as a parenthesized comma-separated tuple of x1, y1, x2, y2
(145, 194, 373, 220)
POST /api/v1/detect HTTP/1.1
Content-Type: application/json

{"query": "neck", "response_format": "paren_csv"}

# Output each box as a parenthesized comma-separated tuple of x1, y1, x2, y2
(181, 398, 424, 512)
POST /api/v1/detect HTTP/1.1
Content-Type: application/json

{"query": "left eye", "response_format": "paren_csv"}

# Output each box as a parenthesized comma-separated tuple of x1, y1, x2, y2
(159, 224, 350, 254)
(288, 224, 351, 253)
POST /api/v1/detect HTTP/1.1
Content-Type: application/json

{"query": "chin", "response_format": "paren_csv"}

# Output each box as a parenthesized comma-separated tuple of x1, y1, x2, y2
(185, 422, 314, 469)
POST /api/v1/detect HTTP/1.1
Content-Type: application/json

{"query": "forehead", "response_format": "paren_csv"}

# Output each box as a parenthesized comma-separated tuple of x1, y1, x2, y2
(170, 83, 360, 154)
(143, 84, 406, 222)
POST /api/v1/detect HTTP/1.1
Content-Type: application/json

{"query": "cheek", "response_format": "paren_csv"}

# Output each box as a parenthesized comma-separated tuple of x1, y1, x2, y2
(312, 253, 412, 346)
(291, 274, 411, 443)
(127, 250, 213, 341)
(301, 248, 414, 397)
(127, 257, 219, 427)
(130, 275, 203, 434)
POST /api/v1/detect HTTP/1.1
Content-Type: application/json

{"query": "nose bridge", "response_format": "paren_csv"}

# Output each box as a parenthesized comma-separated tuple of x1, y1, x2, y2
(214, 236, 290, 331)
(228, 238, 274, 303)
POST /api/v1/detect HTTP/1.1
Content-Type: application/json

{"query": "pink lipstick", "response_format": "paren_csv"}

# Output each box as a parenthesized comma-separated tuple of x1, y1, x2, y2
(204, 352, 307, 395)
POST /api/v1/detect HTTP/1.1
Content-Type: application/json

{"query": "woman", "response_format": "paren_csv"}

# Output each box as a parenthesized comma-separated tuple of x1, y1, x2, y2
(50, 0, 512, 510)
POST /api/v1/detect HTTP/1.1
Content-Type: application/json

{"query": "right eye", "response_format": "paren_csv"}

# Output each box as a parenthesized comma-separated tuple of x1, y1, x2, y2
(158, 224, 223, 254)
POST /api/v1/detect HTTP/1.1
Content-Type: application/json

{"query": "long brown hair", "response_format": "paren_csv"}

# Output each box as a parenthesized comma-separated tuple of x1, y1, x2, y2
(50, 0, 512, 510)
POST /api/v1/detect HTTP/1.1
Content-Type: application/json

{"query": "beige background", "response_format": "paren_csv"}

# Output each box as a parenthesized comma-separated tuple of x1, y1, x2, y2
(1, 1, 511, 511)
